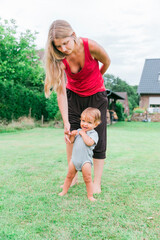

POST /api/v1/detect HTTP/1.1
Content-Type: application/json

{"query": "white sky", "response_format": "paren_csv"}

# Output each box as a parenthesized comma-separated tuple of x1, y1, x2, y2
(1, 0, 160, 85)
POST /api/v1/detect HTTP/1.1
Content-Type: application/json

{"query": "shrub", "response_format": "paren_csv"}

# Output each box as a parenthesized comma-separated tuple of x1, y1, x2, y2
(45, 92, 59, 120)
(0, 80, 49, 121)
(116, 102, 125, 121)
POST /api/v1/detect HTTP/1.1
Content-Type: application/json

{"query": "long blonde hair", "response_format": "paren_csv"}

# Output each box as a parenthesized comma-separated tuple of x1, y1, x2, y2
(44, 20, 74, 98)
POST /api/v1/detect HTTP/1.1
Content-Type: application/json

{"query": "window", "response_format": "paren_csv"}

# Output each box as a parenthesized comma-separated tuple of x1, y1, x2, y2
(158, 73, 160, 82)
(149, 97, 160, 105)
(150, 104, 160, 107)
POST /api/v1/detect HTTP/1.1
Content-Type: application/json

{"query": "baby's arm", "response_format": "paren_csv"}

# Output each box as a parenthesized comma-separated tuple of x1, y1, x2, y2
(79, 130, 95, 146)
(69, 130, 78, 143)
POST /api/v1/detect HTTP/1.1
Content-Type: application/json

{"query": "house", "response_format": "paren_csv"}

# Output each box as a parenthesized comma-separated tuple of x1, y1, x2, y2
(115, 92, 129, 115)
(137, 58, 160, 113)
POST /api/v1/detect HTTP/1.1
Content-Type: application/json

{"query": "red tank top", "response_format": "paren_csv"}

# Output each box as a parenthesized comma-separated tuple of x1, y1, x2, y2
(62, 38, 106, 97)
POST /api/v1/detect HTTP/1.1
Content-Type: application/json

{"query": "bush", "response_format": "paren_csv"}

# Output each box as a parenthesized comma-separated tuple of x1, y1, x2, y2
(45, 92, 59, 120)
(0, 80, 49, 121)
(116, 102, 125, 121)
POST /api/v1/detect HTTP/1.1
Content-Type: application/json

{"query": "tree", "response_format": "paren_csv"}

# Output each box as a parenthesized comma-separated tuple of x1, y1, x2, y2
(0, 18, 44, 92)
(0, 18, 59, 122)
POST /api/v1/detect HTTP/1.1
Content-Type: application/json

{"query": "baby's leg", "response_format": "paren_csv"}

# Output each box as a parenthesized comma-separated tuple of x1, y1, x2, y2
(59, 162, 77, 196)
(82, 163, 96, 201)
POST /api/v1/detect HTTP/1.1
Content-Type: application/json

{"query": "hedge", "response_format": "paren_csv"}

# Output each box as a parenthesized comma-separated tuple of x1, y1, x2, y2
(0, 80, 58, 122)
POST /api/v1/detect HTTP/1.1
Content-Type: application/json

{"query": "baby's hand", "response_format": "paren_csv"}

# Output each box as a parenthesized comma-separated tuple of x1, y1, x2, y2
(71, 130, 78, 136)
(79, 130, 86, 136)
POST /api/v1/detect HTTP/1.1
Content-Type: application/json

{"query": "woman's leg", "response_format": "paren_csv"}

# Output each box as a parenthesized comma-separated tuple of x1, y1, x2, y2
(59, 161, 77, 196)
(82, 163, 96, 201)
(66, 143, 73, 164)
(93, 158, 104, 194)
(66, 143, 78, 186)
(88, 91, 108, 194)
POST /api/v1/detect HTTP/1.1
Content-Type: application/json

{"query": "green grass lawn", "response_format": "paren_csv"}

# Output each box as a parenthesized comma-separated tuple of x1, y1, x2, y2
(0, 122, 160, 240)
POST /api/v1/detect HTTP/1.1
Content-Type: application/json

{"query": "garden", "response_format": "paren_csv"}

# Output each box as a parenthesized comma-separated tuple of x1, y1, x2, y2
(0, 122, 159, 239)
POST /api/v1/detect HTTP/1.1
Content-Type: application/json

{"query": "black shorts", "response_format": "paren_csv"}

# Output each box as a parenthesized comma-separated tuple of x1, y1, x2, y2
(67, 89, 108, 159)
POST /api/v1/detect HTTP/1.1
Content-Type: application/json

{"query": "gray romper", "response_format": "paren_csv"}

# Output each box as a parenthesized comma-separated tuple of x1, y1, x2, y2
(71, 129, 99, 171)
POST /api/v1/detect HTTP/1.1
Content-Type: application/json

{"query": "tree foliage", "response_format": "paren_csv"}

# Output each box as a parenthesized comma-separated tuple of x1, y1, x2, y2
(0, 19, 45, 91)
(115, 102, 125, 121)
(0, 80, 48, 121)
(45, 92, 59, 120)
(0, 18, 58, 122)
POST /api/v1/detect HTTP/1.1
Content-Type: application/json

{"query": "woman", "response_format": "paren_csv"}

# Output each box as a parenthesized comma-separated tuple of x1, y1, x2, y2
(44, 20, 111, 193)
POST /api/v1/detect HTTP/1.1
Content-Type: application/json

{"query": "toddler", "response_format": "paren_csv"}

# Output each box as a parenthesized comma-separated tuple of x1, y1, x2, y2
(59, 107, 101, 201)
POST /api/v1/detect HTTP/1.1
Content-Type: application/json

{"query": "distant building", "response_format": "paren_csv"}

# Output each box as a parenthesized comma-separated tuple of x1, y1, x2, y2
(106, 90, 125, 123)
(137, 58, 160, 113)
(106, 90, 125, 110)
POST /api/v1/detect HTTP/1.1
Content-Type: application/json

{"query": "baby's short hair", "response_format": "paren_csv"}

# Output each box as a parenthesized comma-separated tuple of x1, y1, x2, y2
(81, 107, 101, 125)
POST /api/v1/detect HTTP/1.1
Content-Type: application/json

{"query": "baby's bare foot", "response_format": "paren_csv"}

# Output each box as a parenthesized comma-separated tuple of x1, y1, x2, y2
(88, 196, 97, 202)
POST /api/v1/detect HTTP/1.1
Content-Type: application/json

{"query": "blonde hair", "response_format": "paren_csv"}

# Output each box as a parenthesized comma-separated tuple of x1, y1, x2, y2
(81, 108, 101, 125)
(44, 20, 75, 98)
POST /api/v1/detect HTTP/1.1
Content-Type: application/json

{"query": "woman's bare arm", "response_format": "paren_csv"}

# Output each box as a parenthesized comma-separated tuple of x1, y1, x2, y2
(57, 71, 70, 141)
(88, 39, 111, 75)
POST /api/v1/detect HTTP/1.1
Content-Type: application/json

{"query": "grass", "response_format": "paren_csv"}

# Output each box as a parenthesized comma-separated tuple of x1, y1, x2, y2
(0, 122, 160, 240)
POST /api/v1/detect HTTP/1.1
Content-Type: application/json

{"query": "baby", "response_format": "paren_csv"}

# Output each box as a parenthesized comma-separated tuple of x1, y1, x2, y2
(59, 107, 101, 201)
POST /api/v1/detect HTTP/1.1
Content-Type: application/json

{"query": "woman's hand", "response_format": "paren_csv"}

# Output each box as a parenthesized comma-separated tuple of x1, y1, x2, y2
(64, 122, 71, 143)
(71, 130, 78, 136)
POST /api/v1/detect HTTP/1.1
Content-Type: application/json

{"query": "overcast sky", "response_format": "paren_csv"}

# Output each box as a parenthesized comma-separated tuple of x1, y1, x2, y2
(1, 0, 160, 85)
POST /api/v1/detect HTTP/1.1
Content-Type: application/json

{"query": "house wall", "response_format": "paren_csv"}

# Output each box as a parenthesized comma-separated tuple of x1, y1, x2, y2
(139, 94, 160, 108)
(124, 97, 130, 115)
(139, 95, 149, 108)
